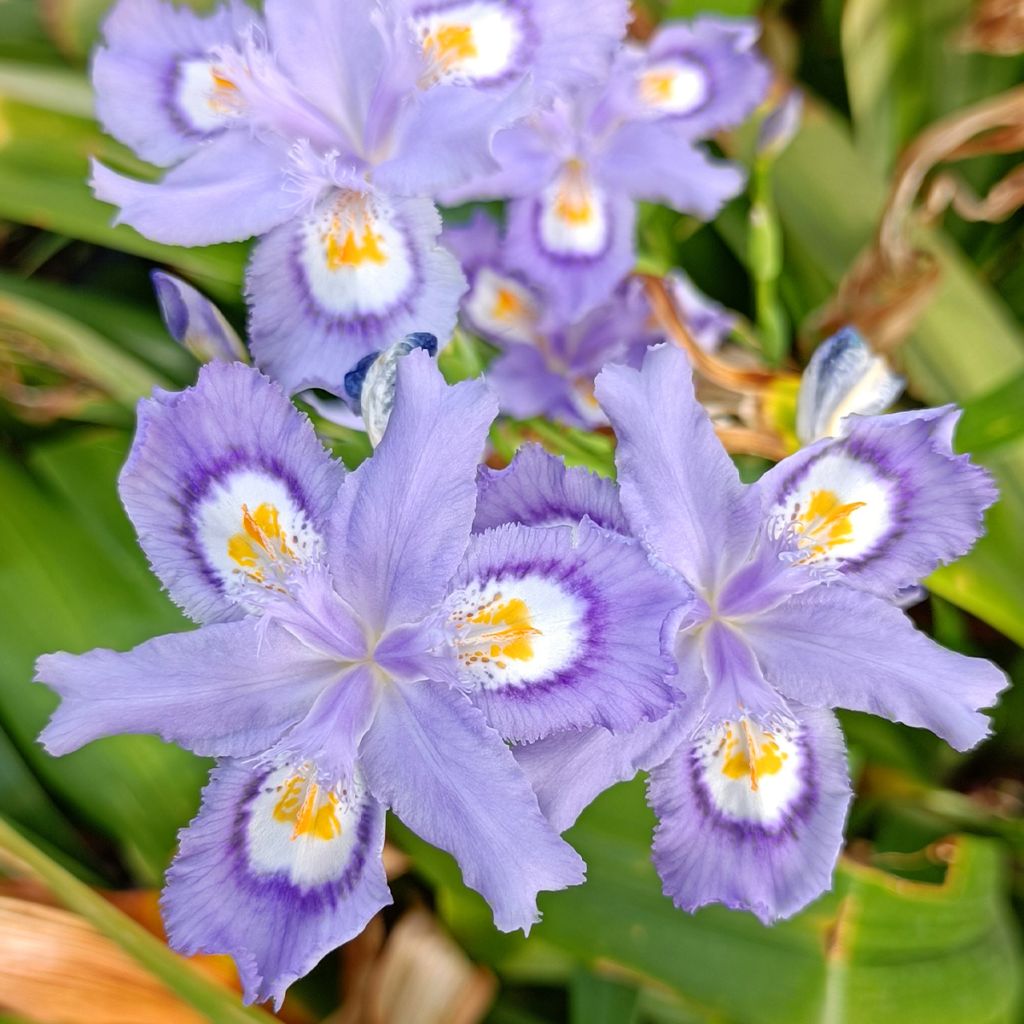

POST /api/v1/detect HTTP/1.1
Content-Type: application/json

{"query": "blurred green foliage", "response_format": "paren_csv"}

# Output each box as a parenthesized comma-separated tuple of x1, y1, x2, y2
(1, 0, 1023, 1022)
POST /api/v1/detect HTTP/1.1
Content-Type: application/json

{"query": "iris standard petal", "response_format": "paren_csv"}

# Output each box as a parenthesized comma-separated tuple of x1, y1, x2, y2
(596, 123, 745, 219)
(446, 520, 688, 742)
(92, 0, 258, 166)
(514, 711, 687, 833)
(359, 677, 585, 932)
(247, 193, 466, 395)
(163, 761, 390, 1008)
(262, 0, 389, 154)
(119, 361, 343, 623)
(261, 665, 379, 786)
(485, 344, 585, 425)
(742, 584, 1008, 751)
(504, 184, 636, 323)
(595, 344, 760, 593)
(757, 406, 997, 598)
(90, 132, 293, 246)
(329, 351, 497, 633)
(37, 618, 343, 758)
(648, 704, 852, 923)
(474, 444, 627, 534)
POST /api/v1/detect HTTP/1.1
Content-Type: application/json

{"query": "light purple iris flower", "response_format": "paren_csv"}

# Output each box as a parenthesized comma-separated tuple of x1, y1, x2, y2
(498, 344, 1006, 923)
(36, 353, 688, 1003)
(89, 0, 628, 394)
(444, 211, 660, 426)
(444, 17, 769, 321)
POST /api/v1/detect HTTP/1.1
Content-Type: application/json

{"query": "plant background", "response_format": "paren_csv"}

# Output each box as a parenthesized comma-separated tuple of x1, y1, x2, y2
(1, 0, 1024, 1021)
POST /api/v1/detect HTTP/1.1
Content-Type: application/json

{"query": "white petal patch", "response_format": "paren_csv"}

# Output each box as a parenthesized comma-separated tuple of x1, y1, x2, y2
(464, 267, 540, 344)
(412, 1, 528, 86)
(447, 574, 585, 690)
(638, 58, 710, 116)
(246, 766, 369, 889)
(694, 718, 803, 827)
(299, 190, 415, 318)
(175, 58, 245, 133)
(195, 468, 324, 597)
(774, 450, 894, 567)
(539, 162, 610, 258)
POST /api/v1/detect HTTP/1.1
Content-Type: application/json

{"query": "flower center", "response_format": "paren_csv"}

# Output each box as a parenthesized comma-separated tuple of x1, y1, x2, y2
(718, 718, 788, 792)
(638, 58, 709, 115)
(451, 594, 541, 669)
(227, 502, 296, 584)
(553, 159, 596, 226)
(794, 489, 866, 558)
(323, 194, 389, 271)
(424, 22, 478, 71)
(272, 773, 342, 841)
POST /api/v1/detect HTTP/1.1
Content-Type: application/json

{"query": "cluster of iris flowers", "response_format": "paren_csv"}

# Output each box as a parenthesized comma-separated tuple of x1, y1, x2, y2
(36, 0, 1007, 1008)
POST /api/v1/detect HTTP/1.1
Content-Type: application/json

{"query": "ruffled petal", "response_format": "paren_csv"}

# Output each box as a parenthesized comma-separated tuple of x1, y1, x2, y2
(756, 407, 998, 598)
(504, 185, 636, 323)
(163, 761, 390, 1008)
(648, 704, 852, 923)
(247, 193, 466, 394)
(445, 520, 688, 742)
(90, 132, 292, 246)
(622, 16, 770, 138)
(37, 618, 341, 758)
(359, 677, 585, 932)
(92, 0, 258, 166)
(514, 711, 686, 832)
(596, 125, 744, 219)
(119, 361, 343, 623)
(328, 351, 497, 632)
(742, 584, 1008, 751)
(595, 344, 760, 593)
(474, 444, 627, 534)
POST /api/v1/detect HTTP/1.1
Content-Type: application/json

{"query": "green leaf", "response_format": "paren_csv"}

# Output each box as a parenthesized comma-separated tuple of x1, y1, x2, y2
(954, 370, 1024, 456)
(398, 780, 1021, 1024)
(0, 439, 207, 884)
(0, 816, 275, 1023)
(570, 969, 639, 1024)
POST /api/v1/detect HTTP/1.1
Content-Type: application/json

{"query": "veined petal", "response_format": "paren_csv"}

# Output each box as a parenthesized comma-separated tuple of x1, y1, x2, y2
(595, 344, 760, 594)
(514, 711, 686, 832)
(90, 132, 292, 246)
(756, 407, 997, 597)
(37, 618, 341, 758)
(329, 351, 497, 633)
(92, 0, 258, 166)
(261, 665, 379, 786)
(445, 520, 689, 742)
(119, 361, 342, 623)
(247, 192, 466, 395)
(596, 125, 745, 219)
(164, 761, 390, 1008)
(742, 585, 1008, 751)
(648, 704, 851, 923)
(359, 677, 585, 932)
(505, 179, 636, 322)
(263, 0, 388, 155)
(474, 444, 627, 534)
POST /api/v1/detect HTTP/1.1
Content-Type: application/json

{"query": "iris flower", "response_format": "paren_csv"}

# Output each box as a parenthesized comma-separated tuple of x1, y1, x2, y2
(504, 344, 1005, 922)
(444, 211, 658, 425)
(37, 353, 687, 1003)
(445, 16, 769, 321)
(90, 0, 628, 393)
